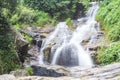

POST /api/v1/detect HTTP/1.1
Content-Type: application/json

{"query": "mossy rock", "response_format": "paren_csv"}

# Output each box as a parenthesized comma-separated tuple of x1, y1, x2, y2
(40, 33, 49, 38)
(43, 45, 52, 62)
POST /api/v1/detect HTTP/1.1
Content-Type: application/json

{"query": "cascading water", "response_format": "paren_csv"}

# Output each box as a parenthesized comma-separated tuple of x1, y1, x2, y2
(38, 22, 71, 64)
(38, 2, 99, 67)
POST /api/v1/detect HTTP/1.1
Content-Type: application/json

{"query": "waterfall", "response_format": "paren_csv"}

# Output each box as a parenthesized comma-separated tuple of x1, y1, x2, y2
(39, 2, 99, 67)
(38, 22, 71, 64)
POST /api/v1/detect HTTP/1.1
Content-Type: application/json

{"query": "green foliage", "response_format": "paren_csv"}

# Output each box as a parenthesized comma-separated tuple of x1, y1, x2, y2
(25, 67, 33, 75)
(96, 0, 120, 41)
(24, 0, 79, 20)
(97, 42, 120, 65)
(0, 0, 21, 74)
(0, 16, 20, 74)
(107, 24, 120, 42)
(0, 0, 18, 13)
(99, 0, 112, 7)
(10, 5, 52, 29)
(66, 18, 73, 31)
(96, 0, 120, 65)
(22, 33, 33, 42)
(80, 0, 90, 8)
(35, 11, 52, 26)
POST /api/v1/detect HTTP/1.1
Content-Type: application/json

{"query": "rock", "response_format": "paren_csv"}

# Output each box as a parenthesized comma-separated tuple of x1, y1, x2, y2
(20, 29, 40, 38)
(17, 76, 82, 80)
(31, 39, 37, 45)
(17, 44, 29, 64)
(40, 33, 49, 39)
(40, 28, 54, 34)
(42, 65, 70, 76)
(0, 74, 15, 80)
(1, 63, 120, 80)
(88, 45, 100, 51)
(37, 40, 42, 48)
(10, 69, 29, 77)
(43, 45, 52, 62)
(31, 39, 42, 49)
(31, 65, 66, 77)
(25, 39, 42, 66)
(27, 48, 38, 57)
(69, 62, 120, 80)
(26, 46, 39, 65)
(11, 28, 29, 64)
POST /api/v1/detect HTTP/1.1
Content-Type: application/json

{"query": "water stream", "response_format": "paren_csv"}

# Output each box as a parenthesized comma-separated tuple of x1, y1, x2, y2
(38, 2, 99, 67)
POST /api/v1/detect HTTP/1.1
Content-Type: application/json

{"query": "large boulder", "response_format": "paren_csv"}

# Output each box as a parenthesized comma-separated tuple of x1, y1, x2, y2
(11, 28, 29, 64)
(31, 65, 66, 77)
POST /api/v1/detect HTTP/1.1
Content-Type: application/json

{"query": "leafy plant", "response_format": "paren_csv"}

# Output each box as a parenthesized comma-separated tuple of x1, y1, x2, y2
(0, 16, 20, 74)
(35, 11, 51, 26)
(10, 5, 52, 30)
(108, 25, 120, 42)
(25, 67, 33, 75)
(66, 18, 74, 31)
(97, 42, 120, 65)
(96, 0, 120, 42)
(24, 0, 80, 20)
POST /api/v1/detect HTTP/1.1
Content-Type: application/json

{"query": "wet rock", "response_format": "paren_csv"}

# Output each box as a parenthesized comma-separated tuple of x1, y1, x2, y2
(43, 65, 70, 76)
(28, 39, 42, 57)
(31, 39, 42, 48)
(27, 48, 38, 57)
(40, 33, 49, 39)
(31, 65, 65, 77)
(88, 45, 100, 51)
(43, 45, 52, 62)
(0, 74, 15, 80)
(27, 45, 39, 65)
(37, 40, 42, 48)
(40, 28, 54, 33)
(31, 39, 37, 45)
(17, 44, 29, 64)
(20, 29, 40, 38)
(25, 39, 43, 66)
(10, 69, 29, 77)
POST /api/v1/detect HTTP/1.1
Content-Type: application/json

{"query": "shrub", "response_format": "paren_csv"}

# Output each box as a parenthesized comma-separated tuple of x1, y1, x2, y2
(25, 67, 33, 75)
(35, 11, 51, 26)
(10, 5, 52, 29)
(0, 0, 21, 74)
(0, 16, 20, 74)
(108, 25, 120, 42)
(97, 42, 120, 65)
(24, 0, 80, 20)
(96, 0, 120, 42)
